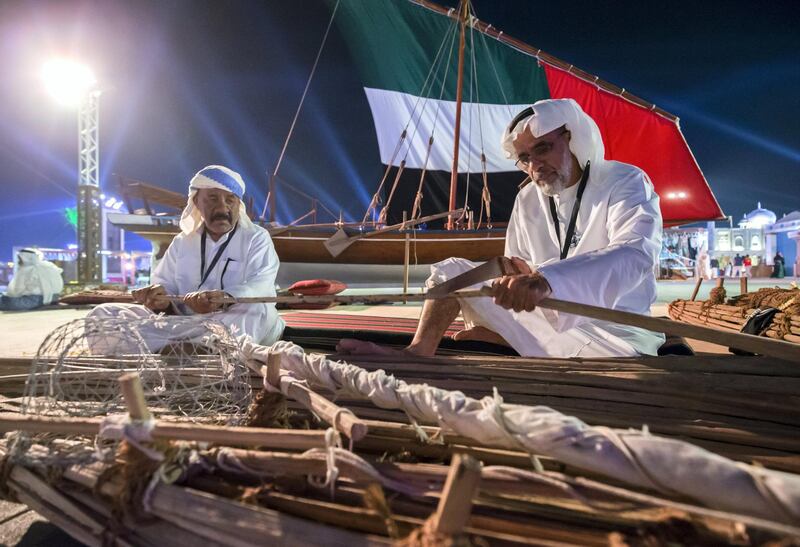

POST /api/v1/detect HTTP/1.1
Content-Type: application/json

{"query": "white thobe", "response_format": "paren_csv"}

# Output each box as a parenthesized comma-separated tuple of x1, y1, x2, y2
(90, 221, 284, 350)
(6, 261, 63, 304)
(429, 160, 665, 357)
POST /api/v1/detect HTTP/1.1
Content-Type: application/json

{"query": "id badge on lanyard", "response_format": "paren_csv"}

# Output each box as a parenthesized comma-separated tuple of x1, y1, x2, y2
(199, 223, 238, 289)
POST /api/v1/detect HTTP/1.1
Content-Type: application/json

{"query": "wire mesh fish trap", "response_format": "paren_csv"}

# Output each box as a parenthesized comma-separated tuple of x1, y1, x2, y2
(11, 316, 253, 466)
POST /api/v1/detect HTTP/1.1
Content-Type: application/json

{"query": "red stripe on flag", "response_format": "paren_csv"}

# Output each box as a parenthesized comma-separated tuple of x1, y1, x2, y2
(543, 65, 724, 225)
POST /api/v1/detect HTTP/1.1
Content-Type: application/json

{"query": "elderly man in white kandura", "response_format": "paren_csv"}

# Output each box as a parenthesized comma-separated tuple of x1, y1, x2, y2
(339, 98, 665, 358)
(89, 165, 284, 349)
(0, 248, 63, 311)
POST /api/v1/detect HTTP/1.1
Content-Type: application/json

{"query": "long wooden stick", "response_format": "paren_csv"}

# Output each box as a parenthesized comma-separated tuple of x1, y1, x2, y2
(119, 372, 151, 421)
(690, 276, 703, 301)
(261, 355, 368, 442)
(0, 413, 325, 450)
(166, 287, 800, 362)
(432, 453, 481, 535)
(534, 292, 800, 362)
(325, 209, 464, 257)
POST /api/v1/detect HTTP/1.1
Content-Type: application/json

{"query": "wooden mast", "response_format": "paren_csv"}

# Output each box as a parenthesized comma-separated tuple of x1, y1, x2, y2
(446, 0, 468, 230)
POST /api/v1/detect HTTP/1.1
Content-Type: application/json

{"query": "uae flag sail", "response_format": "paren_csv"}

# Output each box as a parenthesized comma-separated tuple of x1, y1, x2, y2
(332, 0, 724, 227)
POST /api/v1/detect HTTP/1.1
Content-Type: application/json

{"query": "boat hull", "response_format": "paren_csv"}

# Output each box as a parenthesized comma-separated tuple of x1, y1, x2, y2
(109, 213, 506, 265)
(272, 227, 505, 264)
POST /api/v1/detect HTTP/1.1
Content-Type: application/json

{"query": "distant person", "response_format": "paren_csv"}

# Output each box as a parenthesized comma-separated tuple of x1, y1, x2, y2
(695, 248, 711, 280)
(771, 252, 786, 279)
(732, 254, 743, 277)
(743, 254, 752, 277)
(720, 255, 732, 277)
(0, 249, 63, 311)
(89, 165, 284, 349)
(710, 257, 719, 278)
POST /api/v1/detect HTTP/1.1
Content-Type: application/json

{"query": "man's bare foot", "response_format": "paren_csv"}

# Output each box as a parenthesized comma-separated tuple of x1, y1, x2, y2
(452, 326, 511, 347)
(335, 338, 407, 356)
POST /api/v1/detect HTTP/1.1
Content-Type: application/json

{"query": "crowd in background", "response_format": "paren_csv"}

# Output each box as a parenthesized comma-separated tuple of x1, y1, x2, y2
(695, 252, 786, 280)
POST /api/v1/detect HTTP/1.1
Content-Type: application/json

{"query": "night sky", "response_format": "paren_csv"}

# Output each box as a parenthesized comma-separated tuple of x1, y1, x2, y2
(0, 0, 798, 262)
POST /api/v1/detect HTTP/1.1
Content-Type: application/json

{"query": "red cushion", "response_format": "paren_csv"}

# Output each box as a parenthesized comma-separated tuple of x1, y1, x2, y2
(287, 279, 347, 296)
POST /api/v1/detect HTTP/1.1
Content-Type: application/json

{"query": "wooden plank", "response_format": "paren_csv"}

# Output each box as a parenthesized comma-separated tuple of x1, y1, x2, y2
(263, 355, 368, 442)
(151, 485, 392, 546)
(431, 453, 482, 535)
(0, 413, 327, 450)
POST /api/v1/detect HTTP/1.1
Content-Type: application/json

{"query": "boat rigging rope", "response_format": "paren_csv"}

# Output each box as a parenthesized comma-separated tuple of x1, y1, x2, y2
(467, 5, 493, 229)
(405, 25, 459, 223)
(270, 0, 341, 185)
(382, 17, 460, 225)
(361, 17, 458, 227)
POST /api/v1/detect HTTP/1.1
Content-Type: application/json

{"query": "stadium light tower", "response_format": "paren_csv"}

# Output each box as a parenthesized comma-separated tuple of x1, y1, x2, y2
(41, 58, 102, 284)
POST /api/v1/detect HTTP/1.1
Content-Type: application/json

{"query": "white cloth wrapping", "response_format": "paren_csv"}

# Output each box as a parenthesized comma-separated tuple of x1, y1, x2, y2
(244, 340, 800, 525)
(454, 98, 664, 356)
(501, 98, 604, 167)
(6, 249, 63, 304)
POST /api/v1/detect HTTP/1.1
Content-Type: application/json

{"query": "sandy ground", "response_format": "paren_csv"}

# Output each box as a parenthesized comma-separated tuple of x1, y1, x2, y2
(0, 276, 795, 544)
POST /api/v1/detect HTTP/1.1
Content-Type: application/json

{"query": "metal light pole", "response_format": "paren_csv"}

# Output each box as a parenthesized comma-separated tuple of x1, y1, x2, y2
(77, 90, 102, 283)
(42, 59, 103, 284)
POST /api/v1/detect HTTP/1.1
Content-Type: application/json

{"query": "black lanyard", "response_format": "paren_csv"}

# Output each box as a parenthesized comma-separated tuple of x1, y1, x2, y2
(548, 161, 590, 260)
(199, 223, 238, 288)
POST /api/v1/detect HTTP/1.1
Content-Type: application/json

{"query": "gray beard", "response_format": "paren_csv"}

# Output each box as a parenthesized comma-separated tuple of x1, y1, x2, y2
(533, 154, 574, 197)
(536, 177, 569, 197)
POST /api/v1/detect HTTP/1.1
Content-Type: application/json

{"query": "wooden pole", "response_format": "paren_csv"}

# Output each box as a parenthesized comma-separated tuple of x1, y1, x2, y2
(262, 356, 368, 442)
(690, 276, 703, 301)
(118, 372, 151, 421)
(740, 276, 748, 295)
(265, 354, 282, 388)
(535, 292, 800, 362)
(324, 209, 463, 257)
(165, 289, 800, 362)
(446, 1, 468, 230)
(431, 453, 482, 535)
(0, 413, 326, 450)
(403, 211, 410, 295)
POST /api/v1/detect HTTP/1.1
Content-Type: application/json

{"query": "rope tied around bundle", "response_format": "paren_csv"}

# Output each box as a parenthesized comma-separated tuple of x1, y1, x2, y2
(243, 340, 800, 525)
(730, 286, 799, 311)
(307, 427, 342, 497)
(707, 285, 726, 305)
(98, 414, 163, 462)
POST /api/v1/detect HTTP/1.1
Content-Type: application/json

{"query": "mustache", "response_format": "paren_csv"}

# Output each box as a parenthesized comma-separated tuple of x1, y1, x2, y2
(211, 212, 233, 222)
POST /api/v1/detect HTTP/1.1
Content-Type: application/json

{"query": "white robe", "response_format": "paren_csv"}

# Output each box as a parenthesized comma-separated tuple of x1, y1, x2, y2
(430, 159, 665, 358)
(6, 253, 63, 304)
(90, 221, 284, 349)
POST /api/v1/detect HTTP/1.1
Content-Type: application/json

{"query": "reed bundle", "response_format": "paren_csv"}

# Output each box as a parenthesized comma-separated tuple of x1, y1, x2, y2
(2, 301, 800, 544)
(669, 286, 800, 345)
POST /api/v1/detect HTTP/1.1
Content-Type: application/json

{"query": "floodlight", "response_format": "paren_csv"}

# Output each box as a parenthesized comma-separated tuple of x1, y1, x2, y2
(41, 58, 97, 107)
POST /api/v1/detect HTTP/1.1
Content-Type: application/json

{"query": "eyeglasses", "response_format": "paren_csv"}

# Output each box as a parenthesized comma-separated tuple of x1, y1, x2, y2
(514, 129, 569, 169)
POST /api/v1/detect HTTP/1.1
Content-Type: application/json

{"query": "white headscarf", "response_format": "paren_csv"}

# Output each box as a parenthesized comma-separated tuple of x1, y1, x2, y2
(7, 249, 64, 304)
(179, 165, 254, 235)
(500, 98, 605, 169)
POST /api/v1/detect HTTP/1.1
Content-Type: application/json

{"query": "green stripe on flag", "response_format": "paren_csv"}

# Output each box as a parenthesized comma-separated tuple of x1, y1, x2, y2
(334, 0, 550, 105)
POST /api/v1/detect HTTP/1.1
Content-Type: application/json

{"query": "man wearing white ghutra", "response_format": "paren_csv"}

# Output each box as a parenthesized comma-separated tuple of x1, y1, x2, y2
(89, 165, 284, 349)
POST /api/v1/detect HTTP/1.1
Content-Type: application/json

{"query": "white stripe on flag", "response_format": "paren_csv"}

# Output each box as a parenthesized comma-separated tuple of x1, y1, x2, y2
(364, 87, 530, 173)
